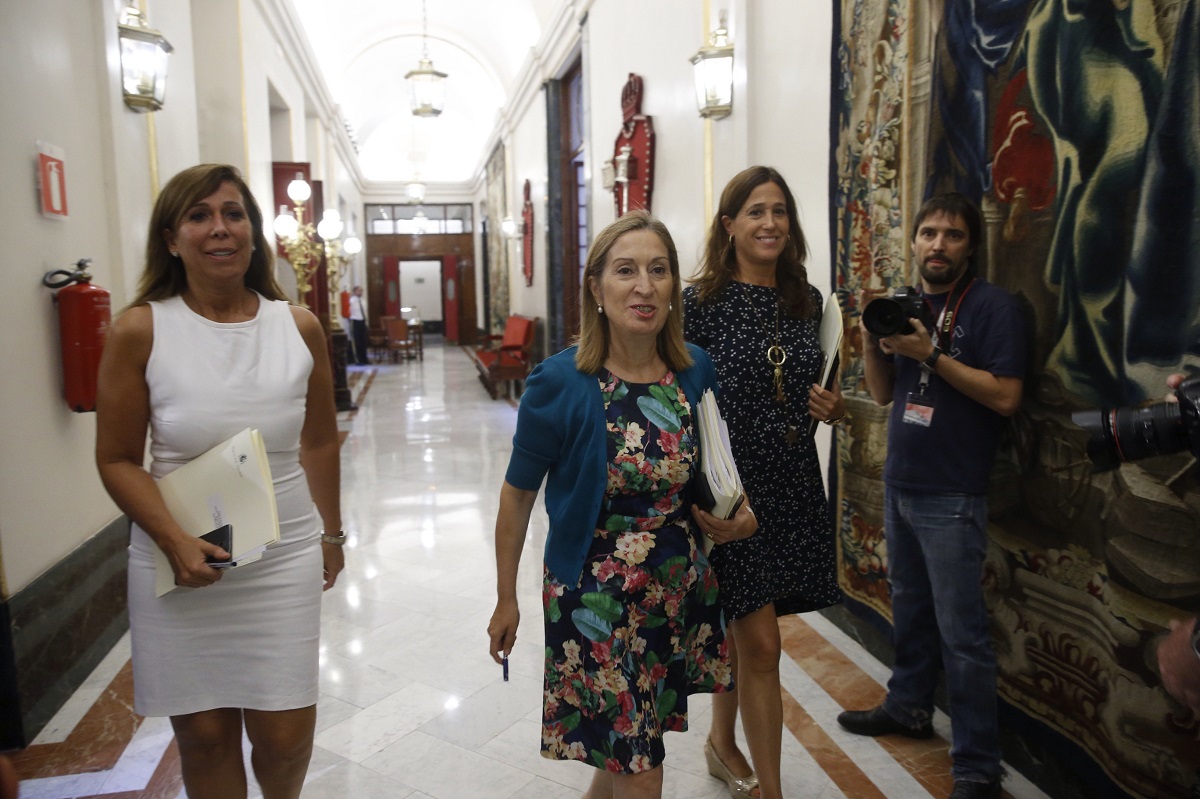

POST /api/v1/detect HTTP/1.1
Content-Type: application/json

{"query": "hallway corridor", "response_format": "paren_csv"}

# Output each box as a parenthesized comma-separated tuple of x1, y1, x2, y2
(10, 341, 1048, 799)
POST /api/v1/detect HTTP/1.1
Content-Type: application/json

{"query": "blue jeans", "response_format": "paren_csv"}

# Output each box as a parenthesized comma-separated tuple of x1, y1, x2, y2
(881, 487, 1001, 783)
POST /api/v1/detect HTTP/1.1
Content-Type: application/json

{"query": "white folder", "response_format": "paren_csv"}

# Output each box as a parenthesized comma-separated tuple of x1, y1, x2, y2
(695, 389, 746, 553)
(153, 428, 280, 597)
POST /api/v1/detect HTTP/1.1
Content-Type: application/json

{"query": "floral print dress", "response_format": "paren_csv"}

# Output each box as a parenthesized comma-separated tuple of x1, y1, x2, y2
(540, 369, 732, 773)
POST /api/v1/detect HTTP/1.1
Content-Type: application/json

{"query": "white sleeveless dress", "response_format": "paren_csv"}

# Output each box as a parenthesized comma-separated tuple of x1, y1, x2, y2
(127, 293, 322, 716)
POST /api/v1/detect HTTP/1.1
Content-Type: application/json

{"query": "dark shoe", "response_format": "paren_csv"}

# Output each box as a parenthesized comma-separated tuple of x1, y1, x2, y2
(948, 778, 1002, 799)
(836, 705, 933, 739)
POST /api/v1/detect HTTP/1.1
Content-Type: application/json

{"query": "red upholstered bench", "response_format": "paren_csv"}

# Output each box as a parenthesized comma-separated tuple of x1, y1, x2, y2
(470, 315, 537, 399)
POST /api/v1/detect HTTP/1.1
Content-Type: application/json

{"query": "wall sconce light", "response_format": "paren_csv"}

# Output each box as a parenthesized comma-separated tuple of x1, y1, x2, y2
(272, 173, 321, 306)
(690, 11, 734, 119)
(501, 216, 523, 239)
(317, 210, 348, 332)
(406, 0, 447, 117)
(118, 1, 174, 112)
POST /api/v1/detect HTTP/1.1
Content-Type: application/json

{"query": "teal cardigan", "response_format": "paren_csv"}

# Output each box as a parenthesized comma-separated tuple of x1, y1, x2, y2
(504, 343, 718, 587)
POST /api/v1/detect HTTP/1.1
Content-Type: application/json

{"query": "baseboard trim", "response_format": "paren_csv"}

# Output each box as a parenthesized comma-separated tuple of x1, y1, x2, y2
(4, 516, 129, 747)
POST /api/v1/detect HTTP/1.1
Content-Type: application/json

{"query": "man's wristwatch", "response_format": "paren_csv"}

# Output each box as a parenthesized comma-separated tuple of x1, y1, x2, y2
(923, 347, 943, 371)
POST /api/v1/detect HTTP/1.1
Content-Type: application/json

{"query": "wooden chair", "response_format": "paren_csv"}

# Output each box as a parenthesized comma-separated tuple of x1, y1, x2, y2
(385, 317, 418, 362)
(470, 315, 537, 399)
(368, 316, 393, 363)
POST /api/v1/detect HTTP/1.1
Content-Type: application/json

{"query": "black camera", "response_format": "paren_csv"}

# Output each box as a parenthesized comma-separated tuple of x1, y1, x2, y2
(1072, 376, 1200, 471)
(862, 286, 934, 337)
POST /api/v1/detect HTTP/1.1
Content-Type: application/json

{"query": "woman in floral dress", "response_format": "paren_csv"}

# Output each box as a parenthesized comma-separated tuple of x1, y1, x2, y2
(488, 211, 756, 798)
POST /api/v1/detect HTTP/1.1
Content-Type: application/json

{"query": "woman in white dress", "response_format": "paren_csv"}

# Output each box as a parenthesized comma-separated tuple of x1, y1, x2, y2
(95, 164, 344, 799)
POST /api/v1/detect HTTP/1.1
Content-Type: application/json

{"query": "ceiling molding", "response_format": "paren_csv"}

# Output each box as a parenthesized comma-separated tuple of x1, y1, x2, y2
(254, 0, 367, 195)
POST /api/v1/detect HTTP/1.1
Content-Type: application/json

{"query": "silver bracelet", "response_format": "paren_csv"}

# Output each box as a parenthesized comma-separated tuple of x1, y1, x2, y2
(321, 532, 347, 546)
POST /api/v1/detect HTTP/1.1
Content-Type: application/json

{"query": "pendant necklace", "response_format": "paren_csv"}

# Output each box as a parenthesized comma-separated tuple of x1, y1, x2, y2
(738, 281, 787, 404)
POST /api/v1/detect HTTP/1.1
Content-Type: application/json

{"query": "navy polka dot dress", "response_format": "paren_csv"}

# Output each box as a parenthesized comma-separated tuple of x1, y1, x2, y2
(683, 282, 841, 620)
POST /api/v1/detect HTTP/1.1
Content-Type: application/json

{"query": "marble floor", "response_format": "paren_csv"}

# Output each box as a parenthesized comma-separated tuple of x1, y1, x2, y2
(10, 339, 1050, 799)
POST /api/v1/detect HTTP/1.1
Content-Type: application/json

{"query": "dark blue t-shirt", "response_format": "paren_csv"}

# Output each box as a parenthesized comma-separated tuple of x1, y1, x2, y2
(883, 279, 1026, 495)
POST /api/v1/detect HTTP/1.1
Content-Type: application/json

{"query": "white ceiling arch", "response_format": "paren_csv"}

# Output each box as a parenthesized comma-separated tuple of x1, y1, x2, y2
(289, 0, 553, 184)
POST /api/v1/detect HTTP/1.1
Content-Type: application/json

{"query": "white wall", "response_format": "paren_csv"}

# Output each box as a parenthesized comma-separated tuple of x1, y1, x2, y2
(583, 1, 708, 268)
(399, 261, 443, 322)
(0, 0, 162, 595)
(493, 0, 831, 324)
(0, 0, 366, 596)
(505, 97, 549, 322)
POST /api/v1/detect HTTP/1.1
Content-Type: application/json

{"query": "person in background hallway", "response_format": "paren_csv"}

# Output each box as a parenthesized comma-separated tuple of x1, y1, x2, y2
(683, 165, 844, 799)
(95, 164, 345, 799)
(1157, 372, 1200, 718)
(348, 285, 370, 365)
(839, 193, 1026, 799)
(488, 211, 748, 799)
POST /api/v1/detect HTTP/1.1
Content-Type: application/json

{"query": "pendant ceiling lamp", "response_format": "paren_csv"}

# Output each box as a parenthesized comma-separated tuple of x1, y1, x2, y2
(405, 0, 447, 118)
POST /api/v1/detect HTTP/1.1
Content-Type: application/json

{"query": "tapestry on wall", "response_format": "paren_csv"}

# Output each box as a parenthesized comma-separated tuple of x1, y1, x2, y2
(485, 143, 510, 333)
(830, 1, 1200, 796)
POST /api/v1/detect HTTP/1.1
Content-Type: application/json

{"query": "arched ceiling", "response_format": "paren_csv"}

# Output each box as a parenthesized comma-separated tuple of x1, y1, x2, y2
(290, 0, 562, 185)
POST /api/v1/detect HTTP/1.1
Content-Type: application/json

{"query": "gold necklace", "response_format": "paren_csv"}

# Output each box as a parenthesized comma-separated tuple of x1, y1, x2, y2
(737, 282, 787, 403)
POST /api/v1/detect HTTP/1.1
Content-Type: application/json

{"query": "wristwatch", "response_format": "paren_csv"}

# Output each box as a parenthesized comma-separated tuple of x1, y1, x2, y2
(923, 347, 943, 371)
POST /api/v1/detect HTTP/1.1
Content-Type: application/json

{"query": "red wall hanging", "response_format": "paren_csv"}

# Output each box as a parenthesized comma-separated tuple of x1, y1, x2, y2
(611, 73, 655, 217)
(521, 179, 534, 287)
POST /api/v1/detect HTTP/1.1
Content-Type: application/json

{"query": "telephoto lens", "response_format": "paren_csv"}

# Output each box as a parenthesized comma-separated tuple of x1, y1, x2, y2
(1072, 375, 1200, 471)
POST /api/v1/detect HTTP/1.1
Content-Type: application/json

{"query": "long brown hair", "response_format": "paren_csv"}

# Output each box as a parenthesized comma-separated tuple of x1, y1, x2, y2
(690, 165, 813, 318)
(574, 211, 693, 375)
(129, 164, 286, 307)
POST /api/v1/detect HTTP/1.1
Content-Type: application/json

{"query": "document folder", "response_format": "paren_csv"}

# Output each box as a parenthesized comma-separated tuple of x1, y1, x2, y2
(153, 428, 280, 596)
(809, 292, 844, 436)
(695, 389, 746, 552)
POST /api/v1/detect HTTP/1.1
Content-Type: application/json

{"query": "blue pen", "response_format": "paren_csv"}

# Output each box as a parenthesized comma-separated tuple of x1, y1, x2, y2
(502, 656, 509, 681)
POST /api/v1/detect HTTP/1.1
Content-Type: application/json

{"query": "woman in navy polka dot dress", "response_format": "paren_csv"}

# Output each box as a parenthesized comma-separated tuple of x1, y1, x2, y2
(684, 166, 844, 799)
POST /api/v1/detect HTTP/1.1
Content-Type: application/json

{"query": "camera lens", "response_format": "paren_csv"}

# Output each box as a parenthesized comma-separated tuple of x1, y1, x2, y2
(1072, 402, 1187, 471)
(863, 297, 915, 337)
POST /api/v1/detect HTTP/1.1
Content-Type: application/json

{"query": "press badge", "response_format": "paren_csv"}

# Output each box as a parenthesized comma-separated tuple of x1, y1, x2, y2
(902, 392, 935, 426)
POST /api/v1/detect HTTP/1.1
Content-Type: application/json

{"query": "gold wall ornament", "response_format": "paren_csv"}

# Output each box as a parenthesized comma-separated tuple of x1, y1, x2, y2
(273, 201, 321, 308)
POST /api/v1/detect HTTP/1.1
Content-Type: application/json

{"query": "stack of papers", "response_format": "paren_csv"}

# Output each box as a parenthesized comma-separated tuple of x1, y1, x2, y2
(809, 292, 845, 436)
(153, 428, 280, 596)
(695, 388, 746, 537)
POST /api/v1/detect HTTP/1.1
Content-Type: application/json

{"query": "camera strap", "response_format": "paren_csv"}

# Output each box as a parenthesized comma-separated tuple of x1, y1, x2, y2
(916, 272, 975, 395)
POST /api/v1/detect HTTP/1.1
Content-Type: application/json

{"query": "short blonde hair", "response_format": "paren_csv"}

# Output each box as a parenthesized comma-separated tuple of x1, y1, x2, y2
(574, 211, 692, 375)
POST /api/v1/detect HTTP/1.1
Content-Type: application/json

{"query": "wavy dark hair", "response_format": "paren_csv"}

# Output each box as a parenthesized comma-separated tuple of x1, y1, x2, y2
(689, 165, 813, 318)
(911, 192, 983, 268)
(574, 211, 692, 375)
(129, 164, 285, 307)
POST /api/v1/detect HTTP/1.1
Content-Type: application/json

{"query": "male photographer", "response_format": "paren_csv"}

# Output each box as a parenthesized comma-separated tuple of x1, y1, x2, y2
(1157, 373, 1200, 717)
(839, 193, 1026, 799)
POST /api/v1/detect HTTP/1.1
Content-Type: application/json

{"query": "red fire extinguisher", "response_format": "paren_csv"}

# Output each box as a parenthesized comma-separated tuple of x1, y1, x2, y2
(43, 259, 111, 413)
(340, 290, 351, 319)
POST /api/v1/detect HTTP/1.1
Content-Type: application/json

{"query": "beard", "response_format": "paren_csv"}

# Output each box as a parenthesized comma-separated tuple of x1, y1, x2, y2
(919, 257, 968, 286)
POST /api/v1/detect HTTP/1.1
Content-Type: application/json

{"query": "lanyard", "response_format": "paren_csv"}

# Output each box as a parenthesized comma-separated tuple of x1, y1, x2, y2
(917, 272, 974, 393)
